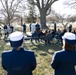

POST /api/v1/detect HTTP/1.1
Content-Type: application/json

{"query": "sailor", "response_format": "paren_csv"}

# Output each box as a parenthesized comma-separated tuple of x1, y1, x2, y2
(2, 31, 36, 75)
(51, 32, 76, 75)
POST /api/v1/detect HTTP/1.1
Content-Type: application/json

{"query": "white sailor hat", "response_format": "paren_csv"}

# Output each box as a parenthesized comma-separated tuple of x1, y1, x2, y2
(62, 32, 76, 45)
(9, 31, 24, 47)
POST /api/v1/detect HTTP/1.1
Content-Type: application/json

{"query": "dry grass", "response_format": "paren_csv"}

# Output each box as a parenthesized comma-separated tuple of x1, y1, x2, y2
(0, 23, 75, 75)
(0, 39, 62, 75)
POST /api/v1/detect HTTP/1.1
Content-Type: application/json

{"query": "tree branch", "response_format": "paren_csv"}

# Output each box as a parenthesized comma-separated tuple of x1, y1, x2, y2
(10, 0, 15, 10)
(36, 0, 41, 10)
(46, 0, 58, 11)
(0, 0, 7, 12)
(10, 0, 22, 20)
(64, 0, 76, 8)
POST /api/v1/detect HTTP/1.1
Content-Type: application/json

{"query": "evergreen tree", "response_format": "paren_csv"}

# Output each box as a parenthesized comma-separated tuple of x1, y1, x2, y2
(27, 3, 37, 23)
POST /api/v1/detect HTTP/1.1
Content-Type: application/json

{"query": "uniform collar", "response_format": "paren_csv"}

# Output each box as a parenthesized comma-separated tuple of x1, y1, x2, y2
(12, 47, 24, 52)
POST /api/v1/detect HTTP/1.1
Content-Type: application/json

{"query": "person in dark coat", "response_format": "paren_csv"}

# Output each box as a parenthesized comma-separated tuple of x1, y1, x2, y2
(72, 30, 76, 35)
(51, 32, 76, 75)
(31, 31, 39, 42)
(30, 23, 31, 32)
(35, 23, 40, 28)
(3, 24, 8, 37)
(59, 29, 67, 42)
(22, 23, 26, 33)
(2, 31, 36, 75)
(0, 27, 2, 39)
(35, 23, 40, 33)
(54, 22, 56, 33)
(10, 25, 14, 33)
(69, 24, 72, 32)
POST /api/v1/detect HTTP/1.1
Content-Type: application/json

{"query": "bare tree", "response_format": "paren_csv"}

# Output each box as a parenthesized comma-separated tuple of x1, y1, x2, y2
(51, 10, 71, 29)
(27, 0, 58, 29)
(0, 0, 24, 26)
(64, 0, 76, 9)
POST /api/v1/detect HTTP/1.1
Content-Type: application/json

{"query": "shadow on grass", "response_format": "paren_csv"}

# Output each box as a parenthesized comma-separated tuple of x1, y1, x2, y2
(24, 41, 62, 56)
(0, 39, 62, 57)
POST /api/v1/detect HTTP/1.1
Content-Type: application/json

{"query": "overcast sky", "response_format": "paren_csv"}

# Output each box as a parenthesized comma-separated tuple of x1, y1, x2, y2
(52, 0, 76, 17)
(0, 0, 76, 18)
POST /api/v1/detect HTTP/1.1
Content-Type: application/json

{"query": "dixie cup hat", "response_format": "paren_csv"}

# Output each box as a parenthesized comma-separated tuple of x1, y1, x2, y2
(9, 31, 24, 47)
(62, 32, 76, 45)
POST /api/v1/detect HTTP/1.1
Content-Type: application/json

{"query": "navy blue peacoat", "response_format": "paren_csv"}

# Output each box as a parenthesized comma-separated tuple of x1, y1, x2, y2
(2, 48, 36, 75)
(51, 50, 76, 75)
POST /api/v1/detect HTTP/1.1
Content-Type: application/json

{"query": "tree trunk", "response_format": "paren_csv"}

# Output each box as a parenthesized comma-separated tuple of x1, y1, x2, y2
(40, 10, 48, 29)
(8, 19, 10, 26)
(7, 14, 11, 26)
(21, 18, 23, 26)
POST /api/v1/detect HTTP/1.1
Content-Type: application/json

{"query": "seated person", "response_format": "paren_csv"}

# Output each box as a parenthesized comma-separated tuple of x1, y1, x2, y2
(31, 31, 39, 42)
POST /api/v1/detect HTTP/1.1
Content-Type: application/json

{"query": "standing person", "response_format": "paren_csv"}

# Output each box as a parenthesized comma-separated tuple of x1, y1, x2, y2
(59, 29, 67, 42)
(51, 32, 76, 75)
(54, 22, 56, 33)
(22, 23, 26, 33)
(30, 23, 31, 32)
(0, 27, 2, 39)
(2, 31, 36, 75)
(69, 24, 72, 32)
(35, 23, 40, 33)
(73, 30, 76, 35)
(3, 24, 8, 37)
(10, 25, 14, 33)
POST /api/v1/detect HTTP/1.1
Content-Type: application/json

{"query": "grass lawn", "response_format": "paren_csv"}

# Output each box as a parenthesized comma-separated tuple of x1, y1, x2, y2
(0, 39, 62, 75)
(0, 23, 75, 75)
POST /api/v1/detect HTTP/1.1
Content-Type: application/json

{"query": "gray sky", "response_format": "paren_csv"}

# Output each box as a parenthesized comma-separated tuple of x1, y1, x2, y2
(52, 0, 76, 17)
(0, 0, 76, 18)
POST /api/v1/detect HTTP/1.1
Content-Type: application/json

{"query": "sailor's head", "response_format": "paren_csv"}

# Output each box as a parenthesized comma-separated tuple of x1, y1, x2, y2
(62, 32, 76, 45)
(9, 31, 24, 47)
